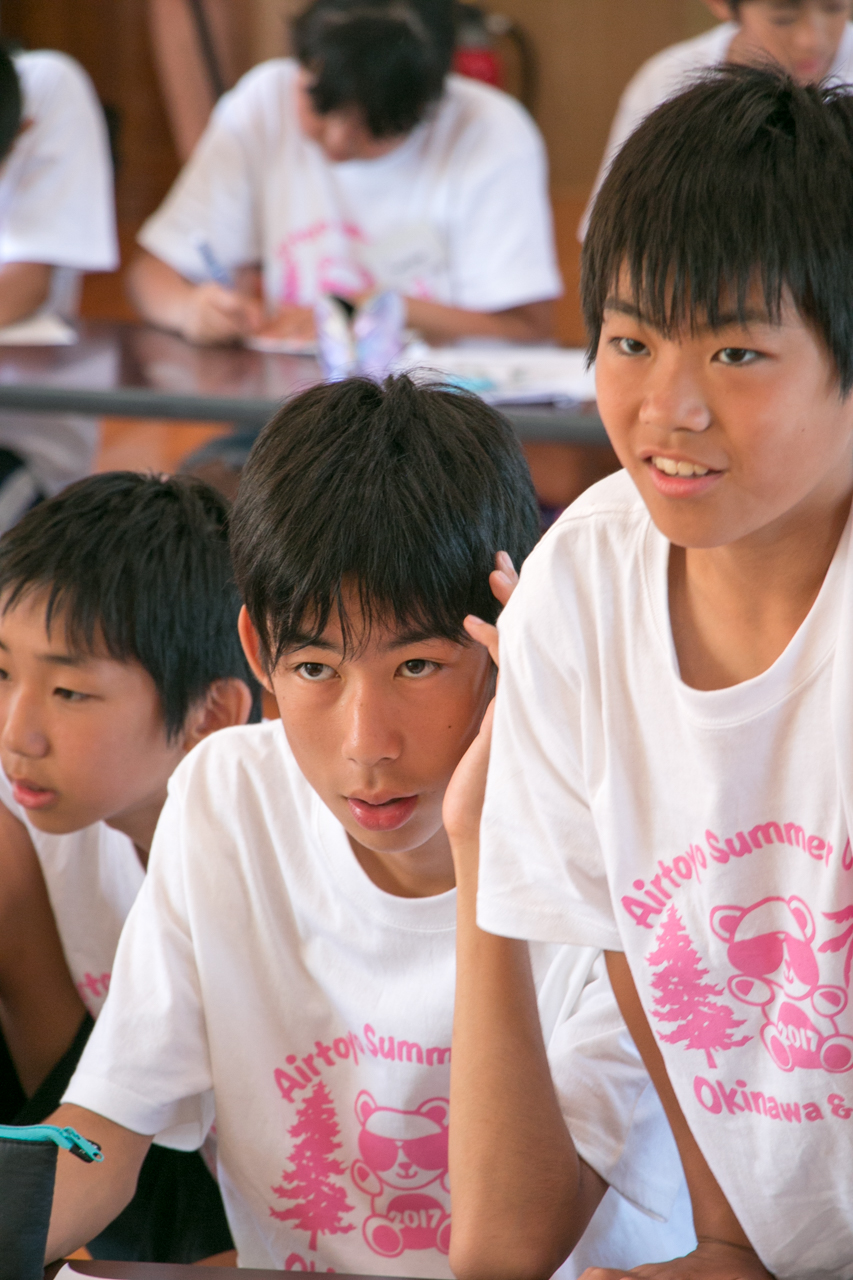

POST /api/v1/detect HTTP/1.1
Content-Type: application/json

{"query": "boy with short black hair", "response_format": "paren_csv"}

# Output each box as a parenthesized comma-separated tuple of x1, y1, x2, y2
(129, 0, 560, 349)
(457, 64, 853, 1280)
(0, 472, 258, 1261)
(42, 376, 694, 1275)
(581, 0, 853, 237)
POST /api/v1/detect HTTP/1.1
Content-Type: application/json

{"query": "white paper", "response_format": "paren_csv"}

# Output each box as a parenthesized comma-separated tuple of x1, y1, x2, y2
(396, 342, 597, 405)
(0, 313, 77, 345)
(245, 332, 318, 356)
(52, 1266, 114, 1280)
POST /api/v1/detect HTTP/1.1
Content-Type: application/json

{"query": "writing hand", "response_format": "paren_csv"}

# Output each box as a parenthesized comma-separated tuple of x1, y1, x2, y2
(254, 304, 317, 343)
(181, 282, 264, 345)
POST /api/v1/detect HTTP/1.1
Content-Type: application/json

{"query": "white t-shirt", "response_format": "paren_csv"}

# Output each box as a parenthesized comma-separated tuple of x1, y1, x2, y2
(65, 720, 694, 1275)
(0, 51, 118, 497)
(478, 469, 853, 1280)
(0, 770, 143, 1018)
(138, 59, 562, 313)
(581, 21, 853, 237)
(0, 51, 118, 313)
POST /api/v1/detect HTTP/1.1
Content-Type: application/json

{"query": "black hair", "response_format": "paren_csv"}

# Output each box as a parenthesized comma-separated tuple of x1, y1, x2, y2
(230, 375, 540, 670)
(582, 63, 853, 393)
(0, 45, 22, 165)
(292, 0, 454, 138)
(0, 473, 260, 737)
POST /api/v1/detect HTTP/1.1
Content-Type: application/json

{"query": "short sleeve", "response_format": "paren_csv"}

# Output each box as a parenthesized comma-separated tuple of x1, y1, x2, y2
(138, 83, 261, 281)
(0, 53, 117, 270)
(476, 530, 621, 949)
(444, 94, 562, 310)
(545, 953, 684, 1220)
(62, 791, 215, 1151)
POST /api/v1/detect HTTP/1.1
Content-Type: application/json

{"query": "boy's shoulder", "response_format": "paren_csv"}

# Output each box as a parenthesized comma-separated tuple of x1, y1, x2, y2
(13, 49, 98, 112)
(440, 72, 542, 147)
(543, 467, 652, 556)
(214, 57, 298, 128)
(623, 22, 736, 113)
(502, 469, 660, 642)
(167, 718, 312, 819)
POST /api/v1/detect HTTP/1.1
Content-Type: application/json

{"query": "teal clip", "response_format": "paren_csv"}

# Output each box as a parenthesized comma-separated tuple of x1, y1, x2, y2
(0, 1122, 103, 1163)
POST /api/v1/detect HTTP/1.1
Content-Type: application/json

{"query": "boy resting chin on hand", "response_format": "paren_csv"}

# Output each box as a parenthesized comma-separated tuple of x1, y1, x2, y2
(42, 376, 694, 1275)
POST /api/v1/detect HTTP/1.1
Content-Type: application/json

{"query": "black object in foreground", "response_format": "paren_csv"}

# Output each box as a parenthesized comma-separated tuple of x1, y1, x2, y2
(0, 1123, 102, 1280)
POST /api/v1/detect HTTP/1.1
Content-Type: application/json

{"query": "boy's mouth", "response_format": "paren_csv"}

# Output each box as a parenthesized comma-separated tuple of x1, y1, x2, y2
(647, 454, 722, 496)
(347, 793, 418, 832)
(9, 777, 58, 810)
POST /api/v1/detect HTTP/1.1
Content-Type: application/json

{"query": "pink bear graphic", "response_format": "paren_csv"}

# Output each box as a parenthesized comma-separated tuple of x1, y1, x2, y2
(711, 896, 853, 1073)
(350, 1092, 451, 1258)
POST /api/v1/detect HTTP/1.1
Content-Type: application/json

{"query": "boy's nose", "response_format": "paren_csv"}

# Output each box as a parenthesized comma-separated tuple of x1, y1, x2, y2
(0, 692, 48, 758)
(638, 367, 711, 435)
(341, 693, 402, 767)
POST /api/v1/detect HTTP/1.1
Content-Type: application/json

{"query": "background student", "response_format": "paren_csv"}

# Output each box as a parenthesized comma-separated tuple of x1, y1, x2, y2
(0, 45, 117, 530)
(581, 0, 853, 236)
(127, 0, 561, 349)
(464, 66, 853, 1280)
(0, 473, 257, 1261)
(42, 376, 693, 1275)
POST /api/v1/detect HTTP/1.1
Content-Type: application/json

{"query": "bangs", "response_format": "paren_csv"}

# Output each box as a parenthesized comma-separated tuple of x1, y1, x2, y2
(231, 375, 541, 673)
(582, 65, 853, 391)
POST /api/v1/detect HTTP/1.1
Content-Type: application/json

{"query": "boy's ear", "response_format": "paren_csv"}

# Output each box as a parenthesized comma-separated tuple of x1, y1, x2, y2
(182, 678, 254, 752)
(238, 604, 274, 692)
(703, 0, 736, 19)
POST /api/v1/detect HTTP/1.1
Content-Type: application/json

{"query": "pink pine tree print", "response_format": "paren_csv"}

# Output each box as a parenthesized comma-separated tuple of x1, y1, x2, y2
(271, 1080, 356, 1251)
(820, 906, 853, 987)
(647, 906, 750, 1068)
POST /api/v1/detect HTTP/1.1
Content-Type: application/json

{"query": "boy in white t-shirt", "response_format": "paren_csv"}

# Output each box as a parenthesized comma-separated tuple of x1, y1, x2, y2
(453, 65, 853, 1280)
(42, 376, 694, 1274)
(0, 472, 258, 1260)
(128, 0, 561, 349)
(581, 0, 853, 238)
(0, 45, 117, 527)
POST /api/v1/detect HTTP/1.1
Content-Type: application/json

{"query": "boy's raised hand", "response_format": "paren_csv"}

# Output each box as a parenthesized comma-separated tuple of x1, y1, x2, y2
(442, 550, 517, 866)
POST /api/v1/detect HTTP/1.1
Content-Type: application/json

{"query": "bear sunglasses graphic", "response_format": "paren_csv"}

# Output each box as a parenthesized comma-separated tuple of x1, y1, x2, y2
(711, 896, 853, 1074)
(350, 1092, 451, 1258)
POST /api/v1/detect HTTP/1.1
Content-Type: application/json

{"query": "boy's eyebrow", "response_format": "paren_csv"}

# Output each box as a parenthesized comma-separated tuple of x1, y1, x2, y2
(0, 636, 89, 667)
(284, 627, 455, 656)
(603, 297, 773, 331)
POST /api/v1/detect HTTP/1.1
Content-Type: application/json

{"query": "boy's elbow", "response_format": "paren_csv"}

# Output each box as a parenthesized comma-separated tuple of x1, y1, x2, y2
(449, 1218, 572, 1280)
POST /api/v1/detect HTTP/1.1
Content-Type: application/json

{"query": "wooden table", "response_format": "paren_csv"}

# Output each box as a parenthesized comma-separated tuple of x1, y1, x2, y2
(0, 321, 607, 445)
(47, 1264, 415, 1279)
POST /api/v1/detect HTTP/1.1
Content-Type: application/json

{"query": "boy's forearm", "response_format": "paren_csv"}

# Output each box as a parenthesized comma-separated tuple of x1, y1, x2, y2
(126, 250, 197, 334)
(0, 261, 51, 327)
(405, 297, 554, 345)
(450, 844, 605, 1280)
(45, 1103, 151, 1262)
(604, 951, 757, 1252)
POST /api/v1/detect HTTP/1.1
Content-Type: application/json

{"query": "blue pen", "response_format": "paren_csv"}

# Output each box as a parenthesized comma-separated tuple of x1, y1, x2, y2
(197, 240, 234, 289)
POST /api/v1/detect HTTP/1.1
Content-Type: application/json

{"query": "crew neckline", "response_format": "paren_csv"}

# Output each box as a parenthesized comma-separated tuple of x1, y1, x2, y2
(311, 789, 457, 931)
(644, 505, 851, 728)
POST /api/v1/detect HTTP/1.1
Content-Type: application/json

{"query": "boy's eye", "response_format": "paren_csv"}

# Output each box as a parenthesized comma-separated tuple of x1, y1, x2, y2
(398, 659, 439, 678)
(295, 662, 335, 682)
(54, 687, 88, 702)
(612, 337, 648, 357)
(715, 347, 760, 366)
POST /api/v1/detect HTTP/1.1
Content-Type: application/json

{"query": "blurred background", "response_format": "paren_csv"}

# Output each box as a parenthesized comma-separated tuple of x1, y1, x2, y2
(0, 1, 720, 475)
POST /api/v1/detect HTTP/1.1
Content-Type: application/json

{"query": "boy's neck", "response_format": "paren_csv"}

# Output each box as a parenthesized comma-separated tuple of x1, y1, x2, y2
(670, 475, 853, 691)
(105, 788, 169, 871)
(347, 827, 456, 898)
